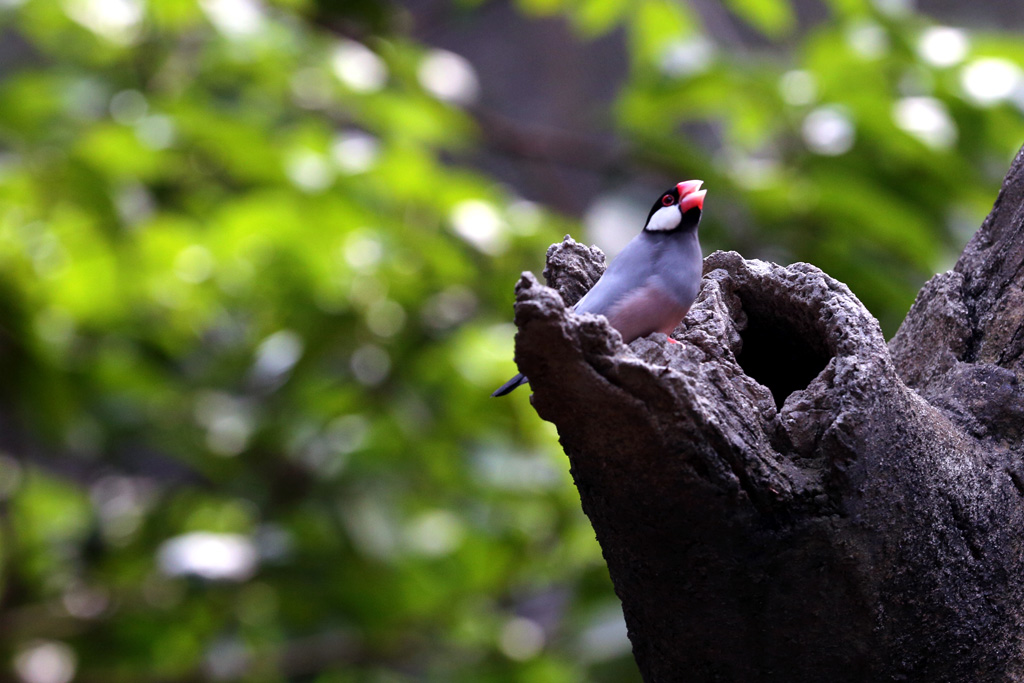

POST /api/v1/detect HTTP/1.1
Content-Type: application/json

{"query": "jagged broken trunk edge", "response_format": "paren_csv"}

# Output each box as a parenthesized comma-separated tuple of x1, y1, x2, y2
(512, 151, 1024, 682)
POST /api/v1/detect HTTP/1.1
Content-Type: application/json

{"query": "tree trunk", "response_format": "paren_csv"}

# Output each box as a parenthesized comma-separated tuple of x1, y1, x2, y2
(510, 148, 1024, 681)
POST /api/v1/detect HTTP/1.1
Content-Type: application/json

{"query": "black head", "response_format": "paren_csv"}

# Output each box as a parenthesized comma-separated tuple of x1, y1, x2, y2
(643, 180, 706, 232)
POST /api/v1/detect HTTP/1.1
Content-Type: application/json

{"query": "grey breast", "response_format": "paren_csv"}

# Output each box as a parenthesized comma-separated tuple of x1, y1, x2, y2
(572, 230, 701, 344)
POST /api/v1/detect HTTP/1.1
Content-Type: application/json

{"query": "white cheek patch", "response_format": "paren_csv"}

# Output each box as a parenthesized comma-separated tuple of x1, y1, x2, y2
(644, 205, 681, 231)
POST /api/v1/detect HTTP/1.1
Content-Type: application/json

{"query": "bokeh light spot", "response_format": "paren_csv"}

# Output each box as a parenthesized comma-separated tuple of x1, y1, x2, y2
(659, 37, 714, 78)
(174, 245, 214, 284)
(499, 617, 545, 661)
(366, 299, 406, 337)
(893, 97, 957, 149)
(136, 114, 175, 149)
(404, 509, 466, 557)
(254, 329, 304, 380)
(961, 58, 1022, 105)
(14, 641, 77, 683)
(873, 0, 913, 16)
(285, 151, 334, 192)
(350, 345, 391, 386)
(332, 40, 387, 93)
(450, 199, 508, 254)
(194, 392, 254, 457)
(846, 21, 888, 59)
(418, 49, 480, 105)
(158, 532, 258, 581)
(779, 70, 817, 106)
(344, 231, 383, 270)
(584, 195, 641, 257)
(63, 0, 142, 44)
(802, 106, 855, 155)
(332, 130, 380, 174)
(918, 27, 969, 67)
(109, 89, 147, 124)
(200, 0, 265, 38)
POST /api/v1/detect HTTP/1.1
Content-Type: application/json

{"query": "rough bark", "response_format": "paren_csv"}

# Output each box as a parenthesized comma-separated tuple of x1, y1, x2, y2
(510, 148, 1024, 681)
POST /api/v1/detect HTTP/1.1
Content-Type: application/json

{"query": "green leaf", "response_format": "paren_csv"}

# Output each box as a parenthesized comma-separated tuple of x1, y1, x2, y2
(724, 0, 795, 38)
(516, 0, 569, 16)
(629, 0, 699, 65)
(822, 0, 871, 17)
(572, 0, 630, 37)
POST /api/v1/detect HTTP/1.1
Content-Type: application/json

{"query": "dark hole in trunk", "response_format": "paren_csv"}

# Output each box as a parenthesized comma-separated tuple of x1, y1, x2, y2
(736, 310, 832, 409)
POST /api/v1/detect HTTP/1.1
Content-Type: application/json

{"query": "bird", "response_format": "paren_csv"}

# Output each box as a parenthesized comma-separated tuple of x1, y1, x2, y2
(492, 180, 707, 397)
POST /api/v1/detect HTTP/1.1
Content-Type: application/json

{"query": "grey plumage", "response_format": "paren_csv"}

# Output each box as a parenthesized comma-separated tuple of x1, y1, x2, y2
(492, 181, 706, 397)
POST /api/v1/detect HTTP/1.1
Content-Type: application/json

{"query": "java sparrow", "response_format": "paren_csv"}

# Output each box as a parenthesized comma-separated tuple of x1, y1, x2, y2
(492, 180, 707, 397)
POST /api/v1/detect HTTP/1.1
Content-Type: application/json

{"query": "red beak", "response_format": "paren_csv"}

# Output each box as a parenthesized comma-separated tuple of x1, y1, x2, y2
(676, 179, 706, 213)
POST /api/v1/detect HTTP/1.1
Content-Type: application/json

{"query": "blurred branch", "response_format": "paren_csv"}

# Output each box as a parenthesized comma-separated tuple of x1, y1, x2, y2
(468, 105, 631, 212)
(470, 106, 627, 175)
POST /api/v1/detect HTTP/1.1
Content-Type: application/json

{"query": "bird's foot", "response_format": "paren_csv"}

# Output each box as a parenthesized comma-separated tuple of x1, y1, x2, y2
(667, 337, 680, 345)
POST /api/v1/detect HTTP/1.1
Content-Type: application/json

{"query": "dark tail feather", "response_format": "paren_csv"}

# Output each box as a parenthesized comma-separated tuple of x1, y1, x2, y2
(492, 373, 528, 397)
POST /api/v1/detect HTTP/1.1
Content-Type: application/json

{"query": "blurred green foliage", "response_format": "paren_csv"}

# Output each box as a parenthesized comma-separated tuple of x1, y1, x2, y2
(0, 0, 1021, 680)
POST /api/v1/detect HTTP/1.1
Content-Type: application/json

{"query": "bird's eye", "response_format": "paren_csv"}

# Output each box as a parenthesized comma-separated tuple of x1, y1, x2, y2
(661, 195, 674, 206)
